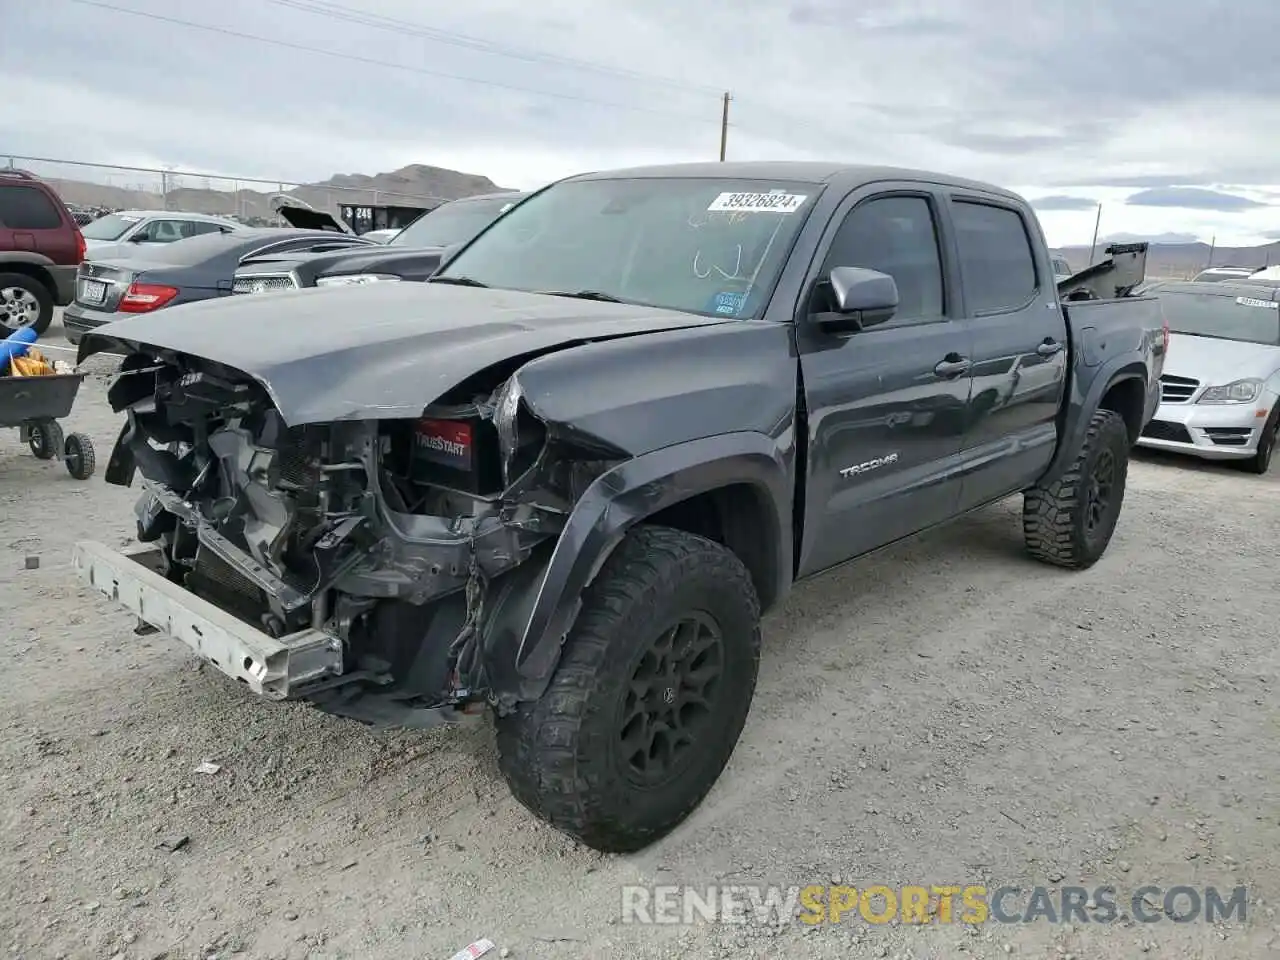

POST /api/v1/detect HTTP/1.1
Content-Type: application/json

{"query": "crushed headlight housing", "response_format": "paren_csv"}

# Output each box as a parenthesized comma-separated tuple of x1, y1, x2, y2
(314, 274, 403, 287)
(1197, 378, 1262, 404)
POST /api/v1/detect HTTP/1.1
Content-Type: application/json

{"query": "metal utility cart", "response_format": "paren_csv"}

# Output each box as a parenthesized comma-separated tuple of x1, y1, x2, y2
(1, 371, 96, 479)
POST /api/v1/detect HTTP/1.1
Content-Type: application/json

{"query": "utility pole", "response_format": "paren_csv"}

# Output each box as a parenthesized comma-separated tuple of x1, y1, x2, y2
(1087, 202, 1103, 266)
(1206, 235, 1215, 269)
(719, 92, 732, 162)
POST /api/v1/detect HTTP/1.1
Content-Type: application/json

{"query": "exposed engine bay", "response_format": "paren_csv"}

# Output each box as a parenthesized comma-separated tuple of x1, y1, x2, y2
(101, 350, 622, 727)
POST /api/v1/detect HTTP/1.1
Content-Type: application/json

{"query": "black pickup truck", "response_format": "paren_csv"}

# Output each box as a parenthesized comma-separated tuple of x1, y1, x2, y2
(229, 191, 525, 293)
(73, 162, 1164, 854)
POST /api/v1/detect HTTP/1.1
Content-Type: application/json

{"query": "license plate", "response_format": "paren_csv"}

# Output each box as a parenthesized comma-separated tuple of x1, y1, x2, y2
(79, 279, 107, 305)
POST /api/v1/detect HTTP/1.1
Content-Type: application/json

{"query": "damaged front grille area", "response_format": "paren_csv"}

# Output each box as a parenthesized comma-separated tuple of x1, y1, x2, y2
(103, 352, 609, 720)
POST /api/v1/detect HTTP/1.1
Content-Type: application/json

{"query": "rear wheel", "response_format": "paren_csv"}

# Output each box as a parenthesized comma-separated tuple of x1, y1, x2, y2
(495, 524, 762, 853)
(1023, 408, 1130, 570)
(27, 420, 63, 460)
(0, 273, 54, 335)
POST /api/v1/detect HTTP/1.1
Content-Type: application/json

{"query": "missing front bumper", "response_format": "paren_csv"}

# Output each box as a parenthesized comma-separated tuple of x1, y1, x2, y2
(73, 540, 344, 699)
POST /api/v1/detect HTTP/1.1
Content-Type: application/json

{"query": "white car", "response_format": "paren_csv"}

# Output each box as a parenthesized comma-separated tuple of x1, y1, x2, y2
(1137, 279, 1280, 473)
(80, 210, 242, 251)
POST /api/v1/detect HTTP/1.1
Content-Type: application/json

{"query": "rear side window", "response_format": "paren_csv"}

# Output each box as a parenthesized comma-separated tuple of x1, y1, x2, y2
(0, 184, 64, 230)
(181, 220, 226, 238)
(952, 200, 1038, 314)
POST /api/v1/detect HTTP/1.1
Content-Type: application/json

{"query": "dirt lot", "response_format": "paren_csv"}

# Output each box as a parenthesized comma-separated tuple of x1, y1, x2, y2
(2, 319, 1279, 959)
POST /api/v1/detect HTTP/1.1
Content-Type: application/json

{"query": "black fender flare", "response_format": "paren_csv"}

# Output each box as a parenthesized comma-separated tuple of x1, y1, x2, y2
(1042, 355, 1149, 484)
(487, 431, 793, 704)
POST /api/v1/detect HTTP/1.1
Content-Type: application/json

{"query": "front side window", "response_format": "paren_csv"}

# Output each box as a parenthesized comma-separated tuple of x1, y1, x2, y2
(952, 200, 1038, 314)
(818, 195, 945, 322)
(432, 178, 820, 318)
(133, 220, 186, 243)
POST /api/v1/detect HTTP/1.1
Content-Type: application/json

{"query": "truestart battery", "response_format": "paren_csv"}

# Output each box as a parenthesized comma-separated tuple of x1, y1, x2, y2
(410, 416, 503, 494)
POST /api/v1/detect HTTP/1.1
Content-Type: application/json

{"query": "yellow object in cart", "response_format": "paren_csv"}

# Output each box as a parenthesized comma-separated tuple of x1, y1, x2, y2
(6, 348, 55, 377)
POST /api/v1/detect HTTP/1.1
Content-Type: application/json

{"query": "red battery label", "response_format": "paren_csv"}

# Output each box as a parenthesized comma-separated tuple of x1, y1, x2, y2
(414, 418, 473, 471)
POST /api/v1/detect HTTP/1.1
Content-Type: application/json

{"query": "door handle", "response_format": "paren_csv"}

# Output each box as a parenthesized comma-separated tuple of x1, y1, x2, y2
(1036, 339, 1063, 357)
(933, 355, 971, 378)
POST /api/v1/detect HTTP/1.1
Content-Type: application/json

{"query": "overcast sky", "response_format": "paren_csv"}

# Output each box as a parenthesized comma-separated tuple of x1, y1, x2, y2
(5, 0, 1280, 246)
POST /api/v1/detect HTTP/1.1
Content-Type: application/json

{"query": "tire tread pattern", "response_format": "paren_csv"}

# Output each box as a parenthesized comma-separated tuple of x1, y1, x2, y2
(495, 524, 761, 853)
(1023, 408, 1129, 570)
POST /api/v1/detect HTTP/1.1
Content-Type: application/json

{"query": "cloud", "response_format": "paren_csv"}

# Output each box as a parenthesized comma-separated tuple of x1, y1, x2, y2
(1265, 231, 1280, 241)
(1030, 195, 1100, 212)
(2, 0, 1280, 248)
(1125, 187, 1269, 211)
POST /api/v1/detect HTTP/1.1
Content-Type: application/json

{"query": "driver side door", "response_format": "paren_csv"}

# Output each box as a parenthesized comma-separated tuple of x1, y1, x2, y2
(794, 186, 973, 577)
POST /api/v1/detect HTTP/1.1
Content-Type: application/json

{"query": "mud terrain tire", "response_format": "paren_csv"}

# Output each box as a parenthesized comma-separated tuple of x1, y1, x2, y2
(1023, 408, 1130, 570)
(495, 524, 762, 853)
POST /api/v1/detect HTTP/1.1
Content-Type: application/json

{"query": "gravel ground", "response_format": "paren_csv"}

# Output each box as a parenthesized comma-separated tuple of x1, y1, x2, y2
(2, 317, 1279, 959)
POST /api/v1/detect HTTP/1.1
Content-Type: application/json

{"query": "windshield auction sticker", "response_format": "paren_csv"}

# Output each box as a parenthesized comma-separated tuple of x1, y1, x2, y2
(1236, 296, 1280, 309)
(707, 192, 809, 213)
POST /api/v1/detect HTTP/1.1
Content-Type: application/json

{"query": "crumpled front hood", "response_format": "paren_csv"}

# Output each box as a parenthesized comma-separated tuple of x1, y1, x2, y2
(1165, 332, 1280, 386)
(79, 282, 736, 425)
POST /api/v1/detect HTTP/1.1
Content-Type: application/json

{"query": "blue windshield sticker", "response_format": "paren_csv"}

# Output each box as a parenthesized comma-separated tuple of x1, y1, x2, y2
(712, 290, 748, 316)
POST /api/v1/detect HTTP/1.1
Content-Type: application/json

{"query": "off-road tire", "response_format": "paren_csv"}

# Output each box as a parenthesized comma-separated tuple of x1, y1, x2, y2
(495, 524, 762, 853)
(1023, 408, 1129, 570)
(0, 272, 54, 336)
(1242, 407, 1279, 475)
(27, 419, 63, 460)
(65, 432, 96, 480)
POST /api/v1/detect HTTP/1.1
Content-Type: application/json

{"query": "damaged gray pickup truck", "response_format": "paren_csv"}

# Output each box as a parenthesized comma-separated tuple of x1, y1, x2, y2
(74, 161, 1164, 853)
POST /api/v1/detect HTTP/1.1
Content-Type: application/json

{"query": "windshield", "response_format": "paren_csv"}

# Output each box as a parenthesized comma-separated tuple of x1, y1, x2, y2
(431, 177, 819, 318)
(391, 196, 519, 248)
(1160, 290, 1280, 345)
(81, 213, 142, 240)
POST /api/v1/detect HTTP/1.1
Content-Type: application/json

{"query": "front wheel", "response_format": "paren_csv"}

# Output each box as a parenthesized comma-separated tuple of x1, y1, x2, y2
(495, 524, 762, 853)
(1023, 408, 1130, 570)
(1242, 410, 1279, 475)
(65, 432, 96, 480)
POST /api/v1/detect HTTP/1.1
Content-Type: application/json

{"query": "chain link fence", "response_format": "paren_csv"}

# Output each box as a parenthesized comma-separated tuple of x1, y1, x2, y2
(3, 155, 451, 228)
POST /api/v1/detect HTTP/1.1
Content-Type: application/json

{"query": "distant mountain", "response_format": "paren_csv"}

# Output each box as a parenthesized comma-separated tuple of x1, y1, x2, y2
(1050, 237, 1280, 279)
(35, 163, 514, 222)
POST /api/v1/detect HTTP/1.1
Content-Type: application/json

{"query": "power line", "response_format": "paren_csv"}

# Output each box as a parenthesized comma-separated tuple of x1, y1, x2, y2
(62, 0, 717, 123)
(263, 0, 723, 96)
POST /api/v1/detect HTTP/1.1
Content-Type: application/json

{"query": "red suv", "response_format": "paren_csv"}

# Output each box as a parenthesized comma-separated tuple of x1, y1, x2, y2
(0, 169, 86, 335)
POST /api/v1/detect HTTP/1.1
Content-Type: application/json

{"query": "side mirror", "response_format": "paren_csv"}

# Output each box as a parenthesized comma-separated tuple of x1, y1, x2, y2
(818, 266, 899, 333)
(128, 233, 146, 243)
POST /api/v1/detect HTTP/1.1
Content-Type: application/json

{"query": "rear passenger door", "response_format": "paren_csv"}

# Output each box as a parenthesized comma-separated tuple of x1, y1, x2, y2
(948, 196, 1068, 511)
(795, 186, 973, 577)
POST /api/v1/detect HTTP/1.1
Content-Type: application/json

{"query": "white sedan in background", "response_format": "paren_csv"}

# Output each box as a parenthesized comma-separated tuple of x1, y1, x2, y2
(80, 210, 241, 251)
(1137, 279, 1280, 473)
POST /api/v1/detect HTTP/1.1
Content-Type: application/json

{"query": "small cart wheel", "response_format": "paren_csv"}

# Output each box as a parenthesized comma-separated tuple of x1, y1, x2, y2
(65, 433, 96, 480)
(28, 420, 64, 460)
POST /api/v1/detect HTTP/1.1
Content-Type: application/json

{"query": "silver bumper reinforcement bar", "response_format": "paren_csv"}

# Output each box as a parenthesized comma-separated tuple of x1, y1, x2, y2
(72, 540, 344, 699)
